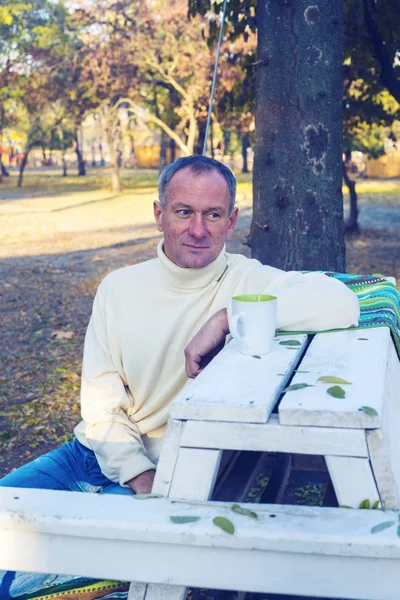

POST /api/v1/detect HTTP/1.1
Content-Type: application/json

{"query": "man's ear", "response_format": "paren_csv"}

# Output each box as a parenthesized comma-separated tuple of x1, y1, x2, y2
(154, 201, 164, 232)
(227, 207, 239, 238)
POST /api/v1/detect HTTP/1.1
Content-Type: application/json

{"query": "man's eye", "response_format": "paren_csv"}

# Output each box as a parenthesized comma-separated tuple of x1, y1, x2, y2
(176, 209, 190, 217)
(208, 212, 221, 220)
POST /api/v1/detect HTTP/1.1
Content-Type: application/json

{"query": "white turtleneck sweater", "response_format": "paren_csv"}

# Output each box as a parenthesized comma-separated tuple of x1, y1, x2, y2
(74, 241, 360, 486)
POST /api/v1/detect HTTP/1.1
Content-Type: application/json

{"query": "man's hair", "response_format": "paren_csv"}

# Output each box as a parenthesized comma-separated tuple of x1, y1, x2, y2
(158, 155, 237, 214)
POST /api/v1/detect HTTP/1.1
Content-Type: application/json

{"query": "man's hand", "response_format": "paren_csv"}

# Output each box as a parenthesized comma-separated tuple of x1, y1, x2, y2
(126, 469, 156, 494)
(185, 308, 229, 378)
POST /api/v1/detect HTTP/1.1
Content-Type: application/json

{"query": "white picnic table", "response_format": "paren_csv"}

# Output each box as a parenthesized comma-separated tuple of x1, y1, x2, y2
(1, 325, 400, 600)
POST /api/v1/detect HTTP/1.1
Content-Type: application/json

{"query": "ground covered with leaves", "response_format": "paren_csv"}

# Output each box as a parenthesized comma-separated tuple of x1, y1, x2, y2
(0, 169, 399, 477)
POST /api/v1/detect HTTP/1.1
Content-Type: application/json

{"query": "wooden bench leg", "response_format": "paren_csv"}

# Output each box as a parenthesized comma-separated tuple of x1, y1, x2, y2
(129, 443, 222, 599)
(325, 455, 380, 508)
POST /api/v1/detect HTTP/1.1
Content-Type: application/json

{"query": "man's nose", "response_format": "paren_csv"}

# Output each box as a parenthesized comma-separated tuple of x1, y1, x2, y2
(188, 216, 208, 238)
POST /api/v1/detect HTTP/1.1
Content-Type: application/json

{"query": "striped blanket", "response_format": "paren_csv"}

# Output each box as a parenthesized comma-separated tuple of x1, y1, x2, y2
(326, 273, 400, 357)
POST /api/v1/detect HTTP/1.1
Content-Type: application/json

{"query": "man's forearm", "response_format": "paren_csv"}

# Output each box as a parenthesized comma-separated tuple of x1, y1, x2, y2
(185, 308, 230, 378)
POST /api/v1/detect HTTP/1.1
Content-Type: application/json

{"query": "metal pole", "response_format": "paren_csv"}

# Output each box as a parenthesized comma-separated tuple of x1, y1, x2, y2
(202, 0, 229, 156)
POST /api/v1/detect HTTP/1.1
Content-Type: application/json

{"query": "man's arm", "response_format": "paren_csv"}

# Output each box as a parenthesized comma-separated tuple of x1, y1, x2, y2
(185, 272, 360, 378)
(185, 308, 228, 378)
(80, 280, 156, 488)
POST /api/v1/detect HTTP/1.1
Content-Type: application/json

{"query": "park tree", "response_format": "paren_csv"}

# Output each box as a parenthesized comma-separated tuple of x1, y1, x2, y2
(191, 0, 346, 271)
(343, 0, 400, 231)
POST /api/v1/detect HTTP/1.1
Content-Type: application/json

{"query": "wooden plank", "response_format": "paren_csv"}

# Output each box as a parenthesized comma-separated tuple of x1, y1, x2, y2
(144, 584, 186, 600)
(169, 448, 222, 500)
(170, 335, 308, 424)
(180, 414, 369, 457)
(325, 456, 380, 508)
(152, 419, 184, 496)
(128, 583, 147, 600)
(279, 327, 391, 428)
(3, 488, 400, 557)
(3, 490, 400, 600)
(367, 341, 400, 510)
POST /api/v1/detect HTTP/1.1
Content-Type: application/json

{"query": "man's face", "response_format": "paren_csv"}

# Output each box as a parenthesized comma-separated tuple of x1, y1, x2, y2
(154, 167, 238, 269)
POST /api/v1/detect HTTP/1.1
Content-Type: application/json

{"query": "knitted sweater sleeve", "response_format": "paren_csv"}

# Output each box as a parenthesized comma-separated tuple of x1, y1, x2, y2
(226, 261, 360, 332)
(263, 270, 360, 331)
(80, 283, 156, 487)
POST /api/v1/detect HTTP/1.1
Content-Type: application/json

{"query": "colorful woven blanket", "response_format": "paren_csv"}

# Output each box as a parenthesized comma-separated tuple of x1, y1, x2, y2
(17, 579, 129, 599)
(326, 272, 400, 357)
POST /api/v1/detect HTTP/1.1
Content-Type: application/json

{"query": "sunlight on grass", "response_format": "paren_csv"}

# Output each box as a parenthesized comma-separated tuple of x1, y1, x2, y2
(0, 167, 398, 259)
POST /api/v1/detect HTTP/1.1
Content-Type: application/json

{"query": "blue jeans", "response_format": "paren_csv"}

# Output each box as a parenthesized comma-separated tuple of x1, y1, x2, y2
(0, 438, 132, 598)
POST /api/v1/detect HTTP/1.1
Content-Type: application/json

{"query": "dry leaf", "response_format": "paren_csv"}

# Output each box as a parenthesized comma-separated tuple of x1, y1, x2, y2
(51, 330, 74, 340)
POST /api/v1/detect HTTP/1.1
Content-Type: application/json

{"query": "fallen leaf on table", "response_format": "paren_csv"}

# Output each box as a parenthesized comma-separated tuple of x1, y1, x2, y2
(213, 516, 235, 534)
(170, 516, 201, 524)
(284, 383, 314, 392)
(317, 376, 352, 385)
(360, 405, 378, 416)
(371, 521, 395, 534)
(327, 385, 346, 398)
(51, 330, 74, 340)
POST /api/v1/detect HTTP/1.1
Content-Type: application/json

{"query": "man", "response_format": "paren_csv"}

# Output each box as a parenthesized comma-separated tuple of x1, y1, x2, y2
(0, 156, 359, 596)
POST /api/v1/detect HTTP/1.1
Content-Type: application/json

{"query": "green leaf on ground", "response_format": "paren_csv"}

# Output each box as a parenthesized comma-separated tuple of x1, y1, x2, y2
(252, 355, 261, 359)
(359, 499, 371, 509)
(231, 503, 258, 519)
(317, 376, 352, 385)
(295, 370, 310, 374)
(371, 521, 395, 534)
(170, 516, 201, 524)
(132, 494, 163, 499)
(279, 340, 301, 346)
(372, 500, 380, 509)
(213, 516, 235, 534)
(327, 385, 346, 398)
(284, 383, 314, 392)
(360, 406, 378, 416)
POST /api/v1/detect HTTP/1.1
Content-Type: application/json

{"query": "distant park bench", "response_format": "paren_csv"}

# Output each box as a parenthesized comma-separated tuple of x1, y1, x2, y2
(1, 319, 399, 600)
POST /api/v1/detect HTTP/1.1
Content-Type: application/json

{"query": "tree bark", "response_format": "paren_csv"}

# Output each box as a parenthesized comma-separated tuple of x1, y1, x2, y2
(343, 160, 359, 233)
(104, 116, 122, 193)
(159, 129, 167, 173)
(0, 160, 9, 177)
(73, 128, 86, 176)
(18, 146, 33, 187)
(242, 132, 250, 173)
(62, 150, 68, 177)
(250, 0, 345, 271)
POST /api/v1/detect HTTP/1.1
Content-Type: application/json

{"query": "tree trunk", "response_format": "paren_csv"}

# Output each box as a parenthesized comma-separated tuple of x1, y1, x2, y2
(250, 0, 345, 271)
(242, 132, 250, 173)
(169, 139, 176, 164)
(18, 146, 32, 187)
(104, 117, 122, 193)
(0, 159, 9, 177)
(159, 130, 167, 173)
(62, 150, 68, 177)
(73, 128, 86, 176)
(343, 160, 359, 233)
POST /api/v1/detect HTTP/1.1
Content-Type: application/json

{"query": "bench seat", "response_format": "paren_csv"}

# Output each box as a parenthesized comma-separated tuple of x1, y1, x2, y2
(1, 487, 400, 599)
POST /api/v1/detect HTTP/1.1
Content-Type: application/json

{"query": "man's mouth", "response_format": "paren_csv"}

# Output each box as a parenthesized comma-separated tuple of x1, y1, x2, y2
(183, 244, 209, 250)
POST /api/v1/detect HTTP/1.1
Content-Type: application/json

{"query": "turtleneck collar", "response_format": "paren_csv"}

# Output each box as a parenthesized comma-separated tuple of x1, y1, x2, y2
(156, 239, 228, 290)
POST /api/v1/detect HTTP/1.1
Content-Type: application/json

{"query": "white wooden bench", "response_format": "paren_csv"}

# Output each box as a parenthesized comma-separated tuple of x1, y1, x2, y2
(0, 325, 399, 600)
(2, 487, 400, 600)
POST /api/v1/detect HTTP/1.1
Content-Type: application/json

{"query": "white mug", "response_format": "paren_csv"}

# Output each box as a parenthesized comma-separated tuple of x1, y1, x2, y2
(230, 294, 277, 355)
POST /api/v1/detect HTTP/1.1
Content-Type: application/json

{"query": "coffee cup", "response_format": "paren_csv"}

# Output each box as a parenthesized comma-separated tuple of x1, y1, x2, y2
(230, 294, 277, 355)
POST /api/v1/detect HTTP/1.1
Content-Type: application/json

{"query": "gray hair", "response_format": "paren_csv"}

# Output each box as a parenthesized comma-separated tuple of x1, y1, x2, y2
(158, 155, 237, 214)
